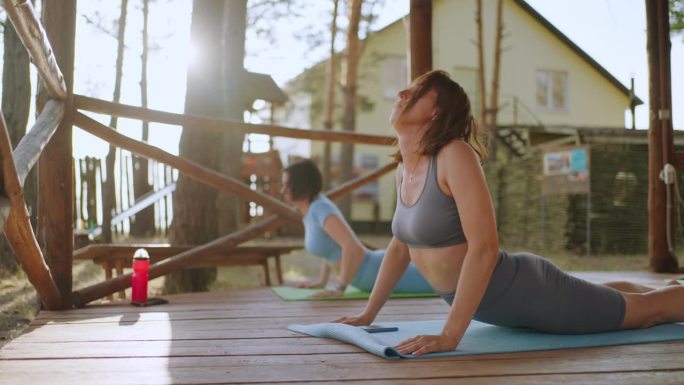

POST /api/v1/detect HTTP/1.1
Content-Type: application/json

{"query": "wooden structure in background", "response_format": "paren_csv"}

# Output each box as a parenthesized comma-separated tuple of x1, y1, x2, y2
(0, 0, 396, 310)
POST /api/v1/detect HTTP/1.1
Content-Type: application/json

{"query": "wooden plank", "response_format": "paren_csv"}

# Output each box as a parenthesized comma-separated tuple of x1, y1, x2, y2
(74, 94, 396, 146)
(73, 244, 302, 264)
(0, 363, 681, 385)
(2, 0, 67, 100)
(2, 347, 684, 383)
(12, 99, 64, 187)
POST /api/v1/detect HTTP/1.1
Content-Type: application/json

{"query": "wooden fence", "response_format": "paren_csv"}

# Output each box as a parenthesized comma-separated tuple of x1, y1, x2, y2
(73, 154, 176, 240)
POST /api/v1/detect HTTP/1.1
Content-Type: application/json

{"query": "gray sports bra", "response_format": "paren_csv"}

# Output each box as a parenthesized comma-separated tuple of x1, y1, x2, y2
(392, 155, 467, 248)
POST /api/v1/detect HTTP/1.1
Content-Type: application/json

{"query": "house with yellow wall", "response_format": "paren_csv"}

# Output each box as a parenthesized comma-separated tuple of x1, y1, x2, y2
(283, 0, 639, 227)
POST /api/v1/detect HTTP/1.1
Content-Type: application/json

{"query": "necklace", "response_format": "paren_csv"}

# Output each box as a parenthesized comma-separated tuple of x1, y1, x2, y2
(407, 156, 422, 184)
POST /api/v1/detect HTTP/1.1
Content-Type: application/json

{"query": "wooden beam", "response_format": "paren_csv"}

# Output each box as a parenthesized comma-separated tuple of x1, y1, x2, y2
(327, 161, 396, 200)
(73, 112, 302, 223)
(2, 0, 67, 100)
(73, 95, 395, 146)
(409, 0, 432, 80)
(0, 111, 62, 309)
(13, 100, 64, 187)
(72, 214, 288, 306)
(36, 0, 77, 309)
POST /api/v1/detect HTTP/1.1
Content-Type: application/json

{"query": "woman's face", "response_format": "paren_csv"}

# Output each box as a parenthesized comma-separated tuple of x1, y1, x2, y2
(280, 172, 293, 203)
(390, 86, 438, 129)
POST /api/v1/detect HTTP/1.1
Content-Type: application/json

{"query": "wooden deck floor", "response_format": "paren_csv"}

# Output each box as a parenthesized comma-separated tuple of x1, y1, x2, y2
(1, 271, 683, 385)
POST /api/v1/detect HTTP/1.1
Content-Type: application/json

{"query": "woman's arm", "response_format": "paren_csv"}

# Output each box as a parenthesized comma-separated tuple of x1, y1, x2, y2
(334, 164, 412, 323)
(334, 236, 412, 324)
(295, 259, 331, 288)
(308, 214, 366, 297)
(396, 142, 499, 355)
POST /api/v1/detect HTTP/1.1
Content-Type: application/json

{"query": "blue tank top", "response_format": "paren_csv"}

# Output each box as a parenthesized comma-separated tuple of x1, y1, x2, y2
(392, 155, 467, 248)
(303, 195, 344, 262)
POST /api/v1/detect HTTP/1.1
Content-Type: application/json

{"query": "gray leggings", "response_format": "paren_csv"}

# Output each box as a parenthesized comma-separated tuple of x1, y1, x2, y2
(440, 251, 626, 334)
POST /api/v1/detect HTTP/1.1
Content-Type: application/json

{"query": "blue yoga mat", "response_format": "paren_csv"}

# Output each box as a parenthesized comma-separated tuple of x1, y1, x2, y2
(288, 320, 684, 359)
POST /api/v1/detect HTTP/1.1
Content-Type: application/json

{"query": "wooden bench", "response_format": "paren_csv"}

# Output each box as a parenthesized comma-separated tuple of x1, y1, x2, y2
(73, 243, 303, 299)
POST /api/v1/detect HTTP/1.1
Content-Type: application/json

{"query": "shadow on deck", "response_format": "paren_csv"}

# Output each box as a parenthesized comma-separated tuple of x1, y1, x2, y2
(0, 271, 683, 385)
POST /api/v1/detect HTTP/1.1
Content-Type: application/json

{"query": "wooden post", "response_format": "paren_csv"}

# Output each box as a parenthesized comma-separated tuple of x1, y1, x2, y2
(0, 112, 62, 309)
(409, 0, 432, 80)
(646, 0, 678, 272)
(36, 0, 77, 308)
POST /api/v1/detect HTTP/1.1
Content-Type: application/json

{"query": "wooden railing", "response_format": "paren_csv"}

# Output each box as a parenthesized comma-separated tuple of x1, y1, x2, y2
(1, 0, 67, 309)
(2, 0, 398, 308)
(70, 104, 397, 306)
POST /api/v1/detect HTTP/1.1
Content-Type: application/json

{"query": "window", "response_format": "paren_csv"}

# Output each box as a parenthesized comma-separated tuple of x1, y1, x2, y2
(382, 57, 408, 99)
(536, 70, 568, 110)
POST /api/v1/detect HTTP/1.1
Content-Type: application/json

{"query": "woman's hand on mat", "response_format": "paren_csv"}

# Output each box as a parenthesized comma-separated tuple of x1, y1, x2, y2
(309, 289, 344, 298)
(333, 313, 373, 326)
(394, 334, 459, 355)
(294, 280, 326, 289)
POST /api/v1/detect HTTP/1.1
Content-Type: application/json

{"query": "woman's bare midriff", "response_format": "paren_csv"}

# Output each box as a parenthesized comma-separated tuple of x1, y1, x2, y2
(409, 242, 468, 293)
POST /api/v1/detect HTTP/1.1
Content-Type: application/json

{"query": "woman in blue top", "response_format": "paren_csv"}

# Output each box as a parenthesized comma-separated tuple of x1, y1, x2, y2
(334, 69, 684, 355)
(281, 159, 433, 297)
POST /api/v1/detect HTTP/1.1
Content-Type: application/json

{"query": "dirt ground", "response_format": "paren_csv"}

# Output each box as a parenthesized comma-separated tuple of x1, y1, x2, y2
(0, 260, 106, 347)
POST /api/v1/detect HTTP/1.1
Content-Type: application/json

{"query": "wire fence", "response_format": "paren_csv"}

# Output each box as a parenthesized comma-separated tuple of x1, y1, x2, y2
(486, 142, 682, 256)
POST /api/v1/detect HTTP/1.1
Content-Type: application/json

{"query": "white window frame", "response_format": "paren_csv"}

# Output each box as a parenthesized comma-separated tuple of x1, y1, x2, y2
(382, 57, 408, 100)
(535, 69, 568, 111)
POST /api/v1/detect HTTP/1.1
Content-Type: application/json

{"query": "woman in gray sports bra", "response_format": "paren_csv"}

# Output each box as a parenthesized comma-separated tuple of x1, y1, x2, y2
(334, 69, 684, 355)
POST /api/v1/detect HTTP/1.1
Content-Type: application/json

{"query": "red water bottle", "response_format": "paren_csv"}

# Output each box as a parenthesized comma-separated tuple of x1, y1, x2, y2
(131, 248, 150, 304)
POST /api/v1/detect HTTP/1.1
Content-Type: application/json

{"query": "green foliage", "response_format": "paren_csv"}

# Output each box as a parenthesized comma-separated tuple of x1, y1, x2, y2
(672, 0, 684, 36)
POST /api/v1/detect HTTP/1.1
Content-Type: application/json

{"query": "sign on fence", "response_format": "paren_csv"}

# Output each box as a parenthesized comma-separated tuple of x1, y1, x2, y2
(541, 146, 590, 195)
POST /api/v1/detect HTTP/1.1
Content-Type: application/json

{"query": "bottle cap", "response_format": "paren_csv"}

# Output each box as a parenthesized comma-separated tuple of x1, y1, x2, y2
(133, 248, 150, 260)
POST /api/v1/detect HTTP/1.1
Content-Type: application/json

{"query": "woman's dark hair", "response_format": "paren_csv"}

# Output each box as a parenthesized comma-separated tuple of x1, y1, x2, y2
(393, 69, 487, 162)
(283, 159, 323, 202)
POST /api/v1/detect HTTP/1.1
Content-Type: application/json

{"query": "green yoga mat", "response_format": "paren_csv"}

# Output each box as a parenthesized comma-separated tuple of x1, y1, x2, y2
(272, 286, 438, 301)
(289, 319, 684, 359)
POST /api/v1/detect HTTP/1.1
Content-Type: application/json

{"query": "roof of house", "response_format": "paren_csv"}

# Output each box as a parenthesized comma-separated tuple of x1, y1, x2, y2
(363, 0, 643, 105)
(512, 0, 643, 105)
(243, 72, 289, 109)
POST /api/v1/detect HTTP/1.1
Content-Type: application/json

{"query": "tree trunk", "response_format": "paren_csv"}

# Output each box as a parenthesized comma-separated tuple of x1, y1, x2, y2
(488, 0, 504, 161)
(216, 0, 247, 236)
(338, 0, 363, 219)
(131, 0, 155, 238)
(475, 0, 486, 130)
(102, 0, 129, 243)
(1, 18, 32, 276)
(166, 0, 244, 293)
(322, 0, 340, 191)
